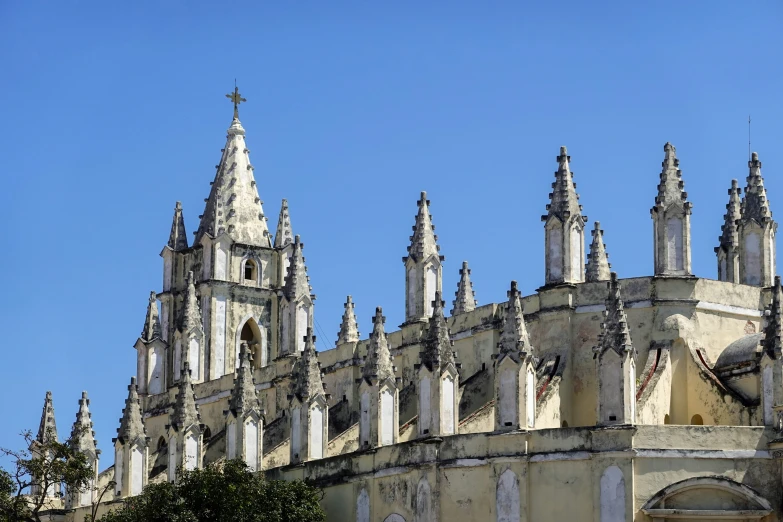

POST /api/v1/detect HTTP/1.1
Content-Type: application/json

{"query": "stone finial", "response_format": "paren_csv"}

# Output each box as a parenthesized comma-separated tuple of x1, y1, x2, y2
(420, 291, 457, 372)
(70, 391, 98, 456)
(116, 378, 147, 444)
(594, 273, 634, 357)
(283, 236, 313, 301)
(336, 296, 360, 345)
(170, 364, 200, 431)
(543, 146, 584, 222)
(764, 276, 783, 360)
(716, 180, 742, 252)
(194, 112, 271, 247)
(141, 291, 162, 341)
(36, 391, 58, 444)
(586, 222, 612, 282)
(228, 343, 260, 417)
(168, 201, 189, 251)
(404, 191, 444, 264)
(292, 328, 326, 401)
(274, 198, 294, 248)
(362, 307, 395, 383)
(652, 142, 690, 211)
(452, 261, 477, 315)
(741, 152, 773, 223)
(181, 272, 203, 334)
(498, 281, 533, 357)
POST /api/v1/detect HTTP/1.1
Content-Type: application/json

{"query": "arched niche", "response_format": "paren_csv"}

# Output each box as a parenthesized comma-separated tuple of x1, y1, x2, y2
(383, 515, 406, 522)
(641, 476, 772, 520)
(236, 316, 267, 368)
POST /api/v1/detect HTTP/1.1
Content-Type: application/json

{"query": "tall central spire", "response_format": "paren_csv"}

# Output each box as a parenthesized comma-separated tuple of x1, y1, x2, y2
(194, 88, 271, 247)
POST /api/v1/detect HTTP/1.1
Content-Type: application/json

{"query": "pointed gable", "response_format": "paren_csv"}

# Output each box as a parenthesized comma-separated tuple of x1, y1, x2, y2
(452, 261, 477, 315)
(586, 222, 612, 282)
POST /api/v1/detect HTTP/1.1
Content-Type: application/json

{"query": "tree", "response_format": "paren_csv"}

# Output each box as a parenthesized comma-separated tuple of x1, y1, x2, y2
(99, 460, 325, 522)
(0, 428, 94, 522)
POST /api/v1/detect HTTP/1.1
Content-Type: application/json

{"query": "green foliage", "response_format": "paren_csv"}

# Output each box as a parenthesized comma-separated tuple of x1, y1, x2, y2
(99, 460, 325, 522)
(0, 428, 95, 522)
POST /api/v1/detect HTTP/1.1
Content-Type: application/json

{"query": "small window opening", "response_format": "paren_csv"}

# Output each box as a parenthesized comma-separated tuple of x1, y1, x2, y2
(664, 414, 671, 425)
(244, 259, 257, 282)
(561, 420, 569, 428)
(504, 422, 513, 427)
(609, 415, 617, 421)
(690, 414, 703, 426)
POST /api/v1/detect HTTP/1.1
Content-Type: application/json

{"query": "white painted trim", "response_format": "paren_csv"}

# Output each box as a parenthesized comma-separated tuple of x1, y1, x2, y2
(373, 466, 409, 479)
(635, 449, 770, 459)
(575, 304, 605, 314)
(195, 390, 231, 406)
(696, 301, 763, 317)
(441, 458, 487, 469)
(626, 300, 652, 309)
(529, 451, 591, 462)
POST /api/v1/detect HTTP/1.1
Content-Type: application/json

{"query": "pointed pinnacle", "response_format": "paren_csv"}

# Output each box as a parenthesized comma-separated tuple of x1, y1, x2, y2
(274, 198, 294, 248)
(741, 152, 774, 223)
(716, 180, 742, 252)
(498, 281, 533, 357)
(653, 142, 689, 210)
(595, 273, 634, 356)
(71, 391, 98, 455)
(421, 291, 456, 371)
(336, 295, 360, 345)
(168, 201, 189, 251)
(116, 378, 147, 444)
(452, 261, 477, 315)
(141, 291, 162, 341)
(404, 191, 443, 264)
(543, 146, 584, 222)
(764, 276, 783, 359)
(586, 221, 612, 282)
(293, 327, 325, 400)
(36, 391, 58, 443)
(229, 343, 260, 416)
(171, 363, 200, 431)
(362, 307, 395, 383)
(182, 272, 202, 333)
(283, 235, 313, 300)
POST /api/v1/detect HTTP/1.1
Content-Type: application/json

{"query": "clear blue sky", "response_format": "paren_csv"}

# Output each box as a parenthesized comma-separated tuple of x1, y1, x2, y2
(1, 1, 781, 466)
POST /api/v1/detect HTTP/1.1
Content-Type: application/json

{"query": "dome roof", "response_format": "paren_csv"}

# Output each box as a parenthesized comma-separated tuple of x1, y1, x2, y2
(714, 333, 764, 372)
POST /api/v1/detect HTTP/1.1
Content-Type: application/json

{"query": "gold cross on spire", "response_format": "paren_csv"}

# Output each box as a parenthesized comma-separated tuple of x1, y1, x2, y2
(225, 82, 246, 120)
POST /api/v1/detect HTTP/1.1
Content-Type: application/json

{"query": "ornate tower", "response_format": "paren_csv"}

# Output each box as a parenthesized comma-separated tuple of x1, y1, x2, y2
(542, 147, 586, 285)
(154, 88, 279, 391)
(738, 152, 777, 286)
(165, 364, 203, 480)
(416, 292, 460, 437)
(289, 328, 328, 464)
(30, 391, 59, 499)
(135, 291, 167, 395)
(225, 343, 264, 471)
(493, 281, 537, 431)
(651, 142, 692, 276)
(594, 273, 637, 426)
(716, 180, 742, 283)
(66, 392, 100, 508)
(358, 307, 400, 449)
(113, 378, 149, 498)
(280, 235, 315, 356)
(404, 192, 444, 323)
(451, 261, 477, 315)
(585, 222, 611, 282)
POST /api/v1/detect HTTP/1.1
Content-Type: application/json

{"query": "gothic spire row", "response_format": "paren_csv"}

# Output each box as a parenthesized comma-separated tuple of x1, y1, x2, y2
(542, 146, 586, 285)
(336, 295, 360, 345)
(738, 152, 777, 286)
(651, 142, 692, 276)
(168, 201, 188, 251)
(452, 261, 477, 315)
(716, 179, 742, 283)
(404, 192, 445, 322)
(586, 221, 612, 282)
(194, 89, 271, 247)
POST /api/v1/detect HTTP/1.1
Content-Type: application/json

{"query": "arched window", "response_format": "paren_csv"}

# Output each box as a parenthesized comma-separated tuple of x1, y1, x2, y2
(243, 258, 258, 284)
(238, 318, 266, 368)
(691, 414, 703, 425)
(157, 436, 167, 452)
